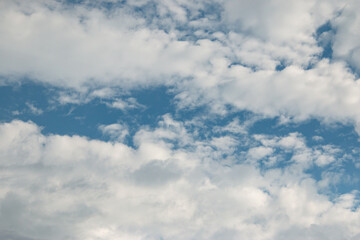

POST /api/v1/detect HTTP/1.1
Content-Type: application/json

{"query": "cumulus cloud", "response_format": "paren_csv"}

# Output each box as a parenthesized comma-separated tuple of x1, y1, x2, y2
(0, 119, 359, 239)
(0, 0, 219, 89)
(2, 0, 360, 133)
(208, 59, 360, 129)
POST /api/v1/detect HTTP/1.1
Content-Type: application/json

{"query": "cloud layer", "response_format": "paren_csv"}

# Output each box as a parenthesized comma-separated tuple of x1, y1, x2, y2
(0, 119, 359, 240)
(1, 0, 360, 129)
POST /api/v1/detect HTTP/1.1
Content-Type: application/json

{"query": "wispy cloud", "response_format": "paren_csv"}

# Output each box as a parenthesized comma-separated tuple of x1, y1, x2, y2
(106, 97, 145, 111)
(26, 102, 43, 115)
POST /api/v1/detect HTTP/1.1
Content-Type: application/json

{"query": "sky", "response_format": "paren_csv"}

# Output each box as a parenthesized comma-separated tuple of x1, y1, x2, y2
(1, 0, 360, 239)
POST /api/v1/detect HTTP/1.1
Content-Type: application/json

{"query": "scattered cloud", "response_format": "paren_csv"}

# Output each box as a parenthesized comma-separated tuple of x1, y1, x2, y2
(106, 97, 145, 111)
(11, 110, 21, 116)
(99, 123, 129, 142)
(26, 102, 43, 115)
(1, 0, 360, 239)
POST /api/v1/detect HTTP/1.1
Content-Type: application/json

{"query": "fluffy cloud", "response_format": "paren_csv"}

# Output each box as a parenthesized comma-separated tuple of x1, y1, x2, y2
(0, 0, 220, 89)
(332, 0, 360, 73)
(0, 119, 359, 240)
(2, 0, 360, 132)
(201, 59, 360, 129)
(222, 0, 344, 42)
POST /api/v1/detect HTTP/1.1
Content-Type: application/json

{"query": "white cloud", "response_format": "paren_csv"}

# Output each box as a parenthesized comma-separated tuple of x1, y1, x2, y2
(332, 0, 360, 73)
(0, 0, 219, 89)
(0, 119, 359, 239)
(99, 123, 129, 142)
(26, 102, 43, 115)
(312, 135, 324, 142)
(90, 88, 116, 99)
(250, 132, 344, 169)
(11, 110, 21, 116)
(0, 120, 45, 166)
(247, 146, 274, 161)
(107, 97, 144, 111)
(222, 0, 344, 40)
(2, 0, 360, 134)
(215, 60, 360, 129)
(313, 145, 341, 167)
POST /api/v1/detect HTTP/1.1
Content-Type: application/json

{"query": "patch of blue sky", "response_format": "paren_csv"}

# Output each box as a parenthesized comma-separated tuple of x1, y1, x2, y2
(121, 1, 222, 39)
(275, 61, 287, 71)
(0, 81, 52, 122)
(250, 117, 359, 150)
(315, 21, 334, 59)
(63, 0, 154, 21)
(314, 20, 359, 78)
(1, 81, 359, 194)
(312, 162, 360, 198)
(229, 62, 259, 72)
(0, 82, 177, 146)
(2, 82, 359, 150)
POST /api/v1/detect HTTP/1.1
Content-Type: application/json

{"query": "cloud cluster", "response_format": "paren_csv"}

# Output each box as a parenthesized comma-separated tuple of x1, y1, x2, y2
(0, 119, 359, 240)
(1, 0, 360, 130)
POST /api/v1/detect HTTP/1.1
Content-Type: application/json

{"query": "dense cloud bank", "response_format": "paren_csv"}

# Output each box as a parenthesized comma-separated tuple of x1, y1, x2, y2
(0, 119, 359, 240)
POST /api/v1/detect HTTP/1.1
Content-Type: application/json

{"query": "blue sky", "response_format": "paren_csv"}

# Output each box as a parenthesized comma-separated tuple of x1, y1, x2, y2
(1, 0, 360, 239)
